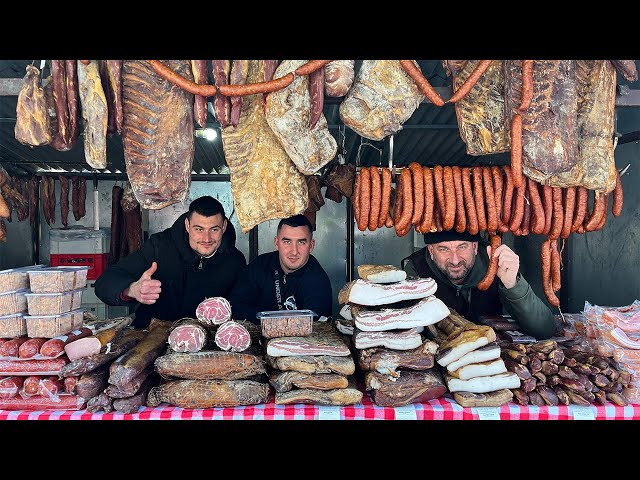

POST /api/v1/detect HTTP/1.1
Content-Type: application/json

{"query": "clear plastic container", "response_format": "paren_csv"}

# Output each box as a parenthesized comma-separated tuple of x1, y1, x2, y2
(0, 265, 45, 293)
(0, 289, 29, 316)
(257, 309, 315, 338)
(0, 312, 27, 337)
(27, 266, 89, 293)
(24, 308, 85, 338)
(25, 288, 85, 315)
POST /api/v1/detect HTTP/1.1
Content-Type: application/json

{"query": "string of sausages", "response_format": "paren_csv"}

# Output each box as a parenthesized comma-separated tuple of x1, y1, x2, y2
(353, 165, 624, 305)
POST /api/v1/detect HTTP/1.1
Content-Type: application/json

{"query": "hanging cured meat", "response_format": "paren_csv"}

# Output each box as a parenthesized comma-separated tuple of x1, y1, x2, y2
(14, 64, 52, 147)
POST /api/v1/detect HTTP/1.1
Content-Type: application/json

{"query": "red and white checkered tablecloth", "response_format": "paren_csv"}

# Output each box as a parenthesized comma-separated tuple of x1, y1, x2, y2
(1, 393, 638, 420)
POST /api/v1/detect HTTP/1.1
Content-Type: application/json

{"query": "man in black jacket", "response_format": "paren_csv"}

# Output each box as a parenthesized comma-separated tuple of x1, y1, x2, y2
(229, 214, 332, 324)
(401, 230, 555, 339)
(95, 196, 246, 328)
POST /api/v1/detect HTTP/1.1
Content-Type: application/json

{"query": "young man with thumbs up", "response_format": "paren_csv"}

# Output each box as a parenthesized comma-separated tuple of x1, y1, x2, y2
(95, 196, 246, 328)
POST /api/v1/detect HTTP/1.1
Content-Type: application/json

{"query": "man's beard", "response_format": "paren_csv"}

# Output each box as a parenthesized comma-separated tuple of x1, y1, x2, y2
(443, 262, 471, 283)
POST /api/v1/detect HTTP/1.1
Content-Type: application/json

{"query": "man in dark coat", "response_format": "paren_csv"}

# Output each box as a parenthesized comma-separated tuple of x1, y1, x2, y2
(401, 230, 555, 339)
(229, 214, 332, 324)
(95, 196, 246, 328)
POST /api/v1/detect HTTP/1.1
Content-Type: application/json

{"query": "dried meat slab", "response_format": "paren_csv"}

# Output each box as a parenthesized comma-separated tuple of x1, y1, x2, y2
(154, 350, 266, 380)
(445, 60, 510, 155)
(122, 60, 194, 210)
(504, 60, 578, 183)
(221, 60, 308, 233)
(147, 379, 270, 408)
(269, 370, 348, 393)
(266, 354, 355, 375)
(266, 321, 350, 357)
(357, 338, 438, 377)
(274, 378, 362, 406)
(365, 369, 446, 407)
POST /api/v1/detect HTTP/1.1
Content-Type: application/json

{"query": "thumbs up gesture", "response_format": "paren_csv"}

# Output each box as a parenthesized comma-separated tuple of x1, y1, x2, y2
(125, 262, 162, 305)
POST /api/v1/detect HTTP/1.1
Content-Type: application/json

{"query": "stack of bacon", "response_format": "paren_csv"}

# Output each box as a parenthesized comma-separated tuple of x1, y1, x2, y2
(338, 265, 450, 407)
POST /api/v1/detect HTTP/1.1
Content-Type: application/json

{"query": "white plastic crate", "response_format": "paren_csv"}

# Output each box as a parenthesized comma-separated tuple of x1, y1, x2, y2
(50, 227, 111, 255)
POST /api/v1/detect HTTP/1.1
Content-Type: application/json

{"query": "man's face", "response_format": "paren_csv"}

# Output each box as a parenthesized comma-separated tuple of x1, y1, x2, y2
(427, 240, 478, 284)
(274, 224, 314, 274)
(185, 212, 227, 256)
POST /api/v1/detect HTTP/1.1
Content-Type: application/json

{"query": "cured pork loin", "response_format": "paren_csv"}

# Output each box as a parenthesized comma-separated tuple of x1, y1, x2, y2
(340, 60, 424, 141)
(167, 318, 208, 353)
(122, 60, 194, 209)
(154, 350, 266, 380)
(214, 320, 251, 352)
(222, 60, 308, 233)
(444, 60, 509, 155)
(77, 60, 108, 169)
(147, 379, 270, 408)
(269, 370, 349, 393)
(266, 60, 337, 175)
(15, 65, 52, 146)
(195, 296, 231, 326)
(365, 369, 446, 407)
(504, 60, 578, 183)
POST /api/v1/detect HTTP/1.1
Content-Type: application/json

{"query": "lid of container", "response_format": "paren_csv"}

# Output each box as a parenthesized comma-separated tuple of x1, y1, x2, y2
(0, 312, 24, 319)
(56, 266, 90, 271)
(24, 308, 86, 320)
(256, 309, 316, 320)
(0, 288, 30, 296)
(0, 264, 45, 275)
(25, 288, 86, 297)
(49, 226, 110, 240)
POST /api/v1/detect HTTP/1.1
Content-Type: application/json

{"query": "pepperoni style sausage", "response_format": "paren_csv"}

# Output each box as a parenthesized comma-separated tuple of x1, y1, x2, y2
(541, 239, 560, 307)
(527, 178, 545, 235)
(0, 376, 25, 399)
(501, 166, 514, 227)
(510, 112, 524, 189)
(368, 166, 382, 231)
(18, 338, 47, 359)
(393, 174, 404, 227)
(520, 181, 531, 236)
(571, 186, 588, 233)
(550, 238, 561, 292)
(482, 166, 498, 234)
(442, 166, 456, 231)
(38, 376, 65, 397)
(409, 162, 424, 225)
(149, 60, 218, 96)
(548, 187, 564, 240)
(395, 168, 414, 236)
(447, 60, 493, 104)
(452, 166, 466, 233)
(477, 234, 502, 291)
(295, 60, 332, 77)
(473, 167, 488, 232)
(584, 190, 606, 232)
(39, 327, 94, 358)
(433, 165, 446, 221)
(22, 375, 43, 395)
(357, 167, 371, 232)
(509, 182, 525, 233)
(560, 186, 576, 239)
(612, 170, 623, 217)
(434, 205, 443, 232)
(595, 193, 610, 231)
(461, 167, 479, 235)
(519, 60, 534, 111)
(418, 166, 435, 233)
(541, 185, 553, 235)
(377, 167, 392, 228)
(491, 166, 506, 233)
(399, 60, 445, 107)
(353, 170, 361, 227)
(0, 337, 29, 357)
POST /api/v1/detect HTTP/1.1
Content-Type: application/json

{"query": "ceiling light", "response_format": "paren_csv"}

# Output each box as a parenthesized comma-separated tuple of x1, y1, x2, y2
(195, 127, 218, 141)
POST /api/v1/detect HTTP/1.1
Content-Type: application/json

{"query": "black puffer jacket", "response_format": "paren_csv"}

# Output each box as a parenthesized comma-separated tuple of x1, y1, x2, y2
(95, 213, 246, 328)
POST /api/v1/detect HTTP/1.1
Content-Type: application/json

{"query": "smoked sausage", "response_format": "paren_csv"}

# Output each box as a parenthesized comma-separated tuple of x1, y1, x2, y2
(353, 169, 361, 227)
(473, 167, 487, 232)
(442, 166, 456, 231)
(542, 185, 553, 235)
(393, 174, 404, 228)
(561, 187, 576, 239)
(399, 60, 445, 106)
(452, 166, 466, 233)
(528, 178, 545, 235)
(541, 239, 560, 308)
(378, 167, 392, 228)
(501, 166, 514, 227)
(509, 182, 525, 233)
(548, 187, 564, 240)
(584, 191, 606, 232)
(482, 166, 497, 234)
(368, 166, 381, 231)
(477, 234, 501, 291)
(395, 168, 414, 236)
(357, 168, 370, 232)
(519, 60, 534, 111)
(418, 166, 435, 233)
(510, 112, 524, 188)
(491, 166, 506, 233)
(447, 60, 493, 104)
(461, 167, 478, 235)
(433, 165, 446, 221)
(550, 238, 561, 292)
(571, 186, 589, 233)
(612, 170, 623, 217)
(409, 162, 424, 225)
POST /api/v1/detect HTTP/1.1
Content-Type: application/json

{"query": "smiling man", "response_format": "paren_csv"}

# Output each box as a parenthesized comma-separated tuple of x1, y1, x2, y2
(229, 214, 333, 324)
(401, 230, 555, 340)
(95, 196, 246, 328)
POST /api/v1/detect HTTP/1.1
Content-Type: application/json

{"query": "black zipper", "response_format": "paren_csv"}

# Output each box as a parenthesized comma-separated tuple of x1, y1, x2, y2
(198, 256, 203, 270)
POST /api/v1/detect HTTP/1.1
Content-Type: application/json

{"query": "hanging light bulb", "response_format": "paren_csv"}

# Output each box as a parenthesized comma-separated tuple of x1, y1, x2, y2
(195, 127, 218, 141)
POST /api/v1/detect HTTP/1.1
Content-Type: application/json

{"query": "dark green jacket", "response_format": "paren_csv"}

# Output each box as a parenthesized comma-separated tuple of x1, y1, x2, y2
(402, 246, 555, 339)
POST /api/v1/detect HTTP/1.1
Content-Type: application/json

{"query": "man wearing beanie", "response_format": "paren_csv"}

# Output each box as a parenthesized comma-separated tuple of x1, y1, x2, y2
(401, 230, 555, 339)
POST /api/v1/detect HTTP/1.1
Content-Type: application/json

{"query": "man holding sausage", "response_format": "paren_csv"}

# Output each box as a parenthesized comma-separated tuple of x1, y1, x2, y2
(229, 214, 333, 324)
(95, 195, 246, 328)
(401, 230, 556, 339)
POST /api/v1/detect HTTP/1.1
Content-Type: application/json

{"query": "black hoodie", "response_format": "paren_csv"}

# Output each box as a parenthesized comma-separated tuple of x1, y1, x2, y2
(95, 212, 246, 328)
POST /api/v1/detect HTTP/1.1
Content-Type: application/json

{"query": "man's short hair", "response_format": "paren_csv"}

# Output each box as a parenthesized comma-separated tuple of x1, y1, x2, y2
(277, 214, 313, 236)
(188, 196, 226, 220)
(423, 230, 483, 245)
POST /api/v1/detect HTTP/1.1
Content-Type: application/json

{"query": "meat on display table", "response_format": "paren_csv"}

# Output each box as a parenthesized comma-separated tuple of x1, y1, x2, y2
(1, 395, 638, 420)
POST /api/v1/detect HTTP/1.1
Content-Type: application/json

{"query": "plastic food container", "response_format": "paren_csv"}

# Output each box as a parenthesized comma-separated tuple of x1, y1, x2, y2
(0, 265, 44, 293)
(257, 309, 315, 338)
(24, 308, 85, 338)
(27, 266, 89, 293)
(0, 289, 29, 316)
(25, 288, 85, 315)
(0, 312, 27, 337)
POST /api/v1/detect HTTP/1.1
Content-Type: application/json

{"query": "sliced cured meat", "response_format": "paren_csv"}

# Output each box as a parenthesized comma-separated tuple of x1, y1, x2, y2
(357, 264, 407, 284)
(448, 357, 507, 380)
(353, 296, 449, 332)
(445, 372, 521, 394)
(338, 278, 437, 306)
(354, 328, 422, 350)
(168, 318, 208, 353)
(266, 354, 355, 376)
(357, 338, 438, 377)
(266, 321, 350, 357)
(195, 296, 232, 326)
(214, 320, 251, 353)
(269, 370, 348, 393)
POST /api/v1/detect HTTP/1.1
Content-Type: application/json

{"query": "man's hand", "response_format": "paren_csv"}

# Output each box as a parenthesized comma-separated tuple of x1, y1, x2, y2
(123, 262, 162, 305)
(488, 244, 519, 289)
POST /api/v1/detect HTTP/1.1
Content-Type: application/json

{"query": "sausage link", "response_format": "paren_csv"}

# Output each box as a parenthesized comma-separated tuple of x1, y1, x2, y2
(447, 60, 493, 104)
(584, 190, 606, 232)
(477, 234, 502, 291)
(491, 166, 505, 232)
(395, 168, 414, 235)
(149, 60, 218, 96)
(399, 60, 445, 106)
(560, 187, 576, 239)
(550, 238, 561, 292)
(510, 112, 524, 189)
(571, 186, 588, 232)
(541, 239, 560, 307)
(528, 178, 545, 235)
(595, 193, 610, 231)
(219, 73, 295, 96)
(393, 174, 404, 227)
(501, 166, 514, 226)
(452, 166, 466, 233)
(377, 167, 392, 228)
(357, 167, 371, 232)
(473, 167, 487, 232)
(308, 66, 325, 130)
(294, 60, 332, 77)
(368, 166, 381, 231)
(612, 170, 623, 217)
(433, 165, 446, 221)
(548, 187, 564, 240)
(509, 182, 525, 233)
(409, 162, 424, 225)
(461, 167, 479, 235)
(353, 170, 361, 227)
(385, 210, 394, 228)
(418, 166, 435, 233)
(482, 166, 498, 234)
(541, 185, 553, 235)
(520, 181, 531, 236)
(434, 205, 443, 232)
(519, 60, 534, 111)
(442, 166, 456, 231)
